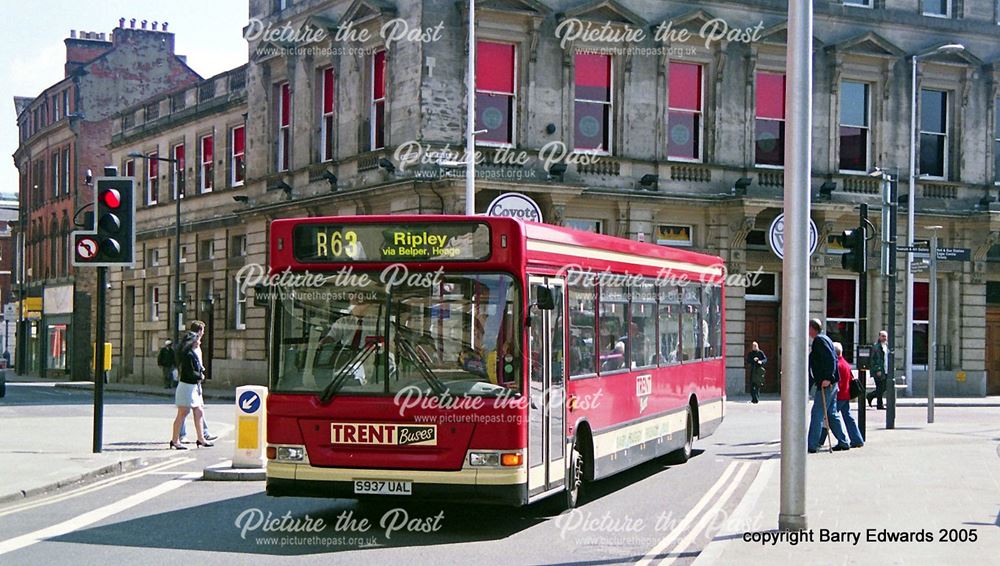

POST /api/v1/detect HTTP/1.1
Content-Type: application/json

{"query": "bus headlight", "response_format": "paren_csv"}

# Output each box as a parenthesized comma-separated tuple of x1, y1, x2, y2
(275, 445, 306, 461)
(469, 452, 500, 467)
(469, 451, 522, 467)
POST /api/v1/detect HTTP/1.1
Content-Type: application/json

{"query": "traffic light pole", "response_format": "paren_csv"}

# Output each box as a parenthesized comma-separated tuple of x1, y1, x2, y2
(857, 204, 869, 437)
(886, 174, 898, 429)
(93, 265, 107, 453)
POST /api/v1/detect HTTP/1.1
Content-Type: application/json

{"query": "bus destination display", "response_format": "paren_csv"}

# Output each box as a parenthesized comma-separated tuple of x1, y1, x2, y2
(292, 222, 491, 263)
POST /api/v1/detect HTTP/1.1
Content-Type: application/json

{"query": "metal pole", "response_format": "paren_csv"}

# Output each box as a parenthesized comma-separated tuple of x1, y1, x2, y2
(857, 204, 868, 437)
(928, 228, 939, 423)
(905, 56, 918, 397)
(778, 0, 812, 532)
(175, 178, 183, 343)
(886, 173, 898, 429)
(93, 266, 107, 453)
(464, 0, 476, 216)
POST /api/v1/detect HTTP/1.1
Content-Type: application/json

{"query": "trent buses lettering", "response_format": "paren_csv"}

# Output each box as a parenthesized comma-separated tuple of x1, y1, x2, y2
(330, 423, 438, 447)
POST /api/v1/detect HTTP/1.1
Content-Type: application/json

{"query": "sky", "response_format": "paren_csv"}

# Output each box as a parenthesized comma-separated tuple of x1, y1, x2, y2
(0, 0, 250, 199)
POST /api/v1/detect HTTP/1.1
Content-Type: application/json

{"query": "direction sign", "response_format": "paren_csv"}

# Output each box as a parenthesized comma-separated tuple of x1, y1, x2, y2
(936, 247, 971, 261)
(3, 303, 15, 322)
(239, 390, 261, 414)
(898, 246, 970, 261)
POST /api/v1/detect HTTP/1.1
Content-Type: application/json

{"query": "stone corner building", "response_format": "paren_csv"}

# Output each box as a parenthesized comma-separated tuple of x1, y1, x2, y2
(37, 1, 1000, 395)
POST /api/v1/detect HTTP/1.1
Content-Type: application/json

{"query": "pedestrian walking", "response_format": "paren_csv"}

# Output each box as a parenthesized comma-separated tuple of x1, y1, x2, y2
(807, 319, 851, 453)
(157, 339, 177, 389)
(746, 341, 767, 404)
(867, 330, 889, 410)
(170, 322, 213, 450)
(819, 342, 865, 448)
(178, 321, 216, 442)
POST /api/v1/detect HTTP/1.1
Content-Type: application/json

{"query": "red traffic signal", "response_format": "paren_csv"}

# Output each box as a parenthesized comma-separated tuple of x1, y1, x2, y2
(102, 189, 122, 209)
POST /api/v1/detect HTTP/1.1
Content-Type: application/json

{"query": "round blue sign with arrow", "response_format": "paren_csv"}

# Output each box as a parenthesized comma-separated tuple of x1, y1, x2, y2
(239, 391, 261, 414)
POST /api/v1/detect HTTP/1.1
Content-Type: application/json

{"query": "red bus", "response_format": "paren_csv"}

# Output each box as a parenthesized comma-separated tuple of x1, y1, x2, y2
(264, 215, 725, 508)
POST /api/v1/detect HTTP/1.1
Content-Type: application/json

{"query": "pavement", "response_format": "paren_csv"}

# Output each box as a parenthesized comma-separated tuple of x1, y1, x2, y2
(694, 405, 1000, 565)
(0, 380, 233, 505)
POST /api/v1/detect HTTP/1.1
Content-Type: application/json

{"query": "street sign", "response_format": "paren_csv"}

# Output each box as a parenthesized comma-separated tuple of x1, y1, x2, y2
(910, 260, 929, 273)
(898, 246, 970, 261)
(239, 390, 261, 414)
(2, 304, 15, 322)
(76, 236, 99, 260)
(936, 247, 971, 261)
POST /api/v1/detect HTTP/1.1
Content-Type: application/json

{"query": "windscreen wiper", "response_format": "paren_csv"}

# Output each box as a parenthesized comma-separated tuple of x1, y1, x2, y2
(392, 323, 449, 396)
(318, 340, 380, 404)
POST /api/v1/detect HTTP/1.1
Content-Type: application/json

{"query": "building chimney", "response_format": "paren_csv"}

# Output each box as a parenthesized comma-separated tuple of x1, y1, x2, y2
(162, 22, 169, 31)
(70, 30, 77, 39)
(141, 20, 147, 29)
(151, 21, 157, 31)
(130, 18, 136, 28)
(119, 17, 125, 28)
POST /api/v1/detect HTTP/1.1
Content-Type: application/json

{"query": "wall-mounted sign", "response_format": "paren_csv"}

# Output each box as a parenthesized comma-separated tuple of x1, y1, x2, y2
(768, 213, 818, 260)
(486, 193, 542, 223)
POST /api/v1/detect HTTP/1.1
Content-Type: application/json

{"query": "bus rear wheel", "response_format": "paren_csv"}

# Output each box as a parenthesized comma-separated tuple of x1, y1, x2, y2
(563, 443, 583, 510)
(666, 409, 694, 464)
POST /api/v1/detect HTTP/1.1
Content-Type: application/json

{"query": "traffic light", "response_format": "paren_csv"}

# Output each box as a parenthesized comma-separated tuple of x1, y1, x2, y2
(72, 177, 135, 267)
(839, 228, 866, 273)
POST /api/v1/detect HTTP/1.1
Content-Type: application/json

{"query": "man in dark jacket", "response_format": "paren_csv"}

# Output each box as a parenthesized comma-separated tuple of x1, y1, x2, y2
(867, 330, 889, 409)
(807, 319, 850, 452)
(746, 341, 767, 404)
(157, 340, 177, 388)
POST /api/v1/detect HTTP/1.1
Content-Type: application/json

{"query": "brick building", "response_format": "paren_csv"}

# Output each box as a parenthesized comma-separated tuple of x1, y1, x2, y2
(0, 197, 18, 364)
(10, 19, 201, 378)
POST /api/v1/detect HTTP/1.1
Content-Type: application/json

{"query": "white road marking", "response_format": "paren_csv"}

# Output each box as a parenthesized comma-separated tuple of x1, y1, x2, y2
(655, 461, 752, 565)
(0, 472, 200, 557)
(636, 461, 741, 566)
(691, 456, 778, 566)
(0, 458, 194, 518)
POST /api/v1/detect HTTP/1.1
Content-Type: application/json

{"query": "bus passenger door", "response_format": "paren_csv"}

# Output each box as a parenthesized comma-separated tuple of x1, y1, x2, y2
(527, 276, 566, 497)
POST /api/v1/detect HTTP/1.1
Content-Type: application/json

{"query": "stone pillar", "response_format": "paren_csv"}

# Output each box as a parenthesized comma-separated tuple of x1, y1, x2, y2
(948, 273, 961, 369)
(869, 271, 883, 343)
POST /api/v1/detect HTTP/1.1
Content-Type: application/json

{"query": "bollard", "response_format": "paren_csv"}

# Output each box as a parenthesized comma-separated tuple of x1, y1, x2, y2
(233, 385, 267, 469)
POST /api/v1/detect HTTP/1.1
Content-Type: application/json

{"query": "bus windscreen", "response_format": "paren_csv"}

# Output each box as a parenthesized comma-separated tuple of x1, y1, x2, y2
(292, 222, 492, 263)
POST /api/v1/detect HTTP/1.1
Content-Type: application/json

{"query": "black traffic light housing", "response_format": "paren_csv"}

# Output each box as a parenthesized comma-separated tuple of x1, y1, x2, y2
(71, 176, 136, 267)
(838, 227, 867, 273)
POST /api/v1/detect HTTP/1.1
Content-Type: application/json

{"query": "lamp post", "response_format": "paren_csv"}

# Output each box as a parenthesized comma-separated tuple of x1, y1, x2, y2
(925, 225, 943, 423)
(128, 151, 183, 342)
(906, 43, 964, 396)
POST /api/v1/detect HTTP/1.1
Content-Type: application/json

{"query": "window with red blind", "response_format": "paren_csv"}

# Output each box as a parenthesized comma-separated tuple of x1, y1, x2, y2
(322, 67, 335, 161)
(147, 152, 159, 205)
(668, 62, 703, 160)
(371, 51, 386, 150)
(574, 53, 612, 152)
(475, 41, 516, 145)
(826, 278, 858, 363)
(231, 125, 245, 186)
(200, 134, 214, 192)
(755, 72, 786, 166)
(276, 82, 290, 171)
(124, 159, 135, 178)
(912, 281, 930, 365)
(171, 144, 185, 199)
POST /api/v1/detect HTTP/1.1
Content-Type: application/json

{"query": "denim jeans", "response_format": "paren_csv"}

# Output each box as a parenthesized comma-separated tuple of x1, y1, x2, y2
(832, 399, 865, 446)
(808, 384, 849, 450)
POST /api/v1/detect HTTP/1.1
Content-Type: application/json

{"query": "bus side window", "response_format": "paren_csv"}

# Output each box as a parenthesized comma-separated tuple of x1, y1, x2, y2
(658, 285, 680, 366)
(569, 276, 596, 377)
(599, 284, 627, 373)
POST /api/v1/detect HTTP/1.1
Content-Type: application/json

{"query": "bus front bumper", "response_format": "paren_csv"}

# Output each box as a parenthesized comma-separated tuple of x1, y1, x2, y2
(265, 462, 528, 506)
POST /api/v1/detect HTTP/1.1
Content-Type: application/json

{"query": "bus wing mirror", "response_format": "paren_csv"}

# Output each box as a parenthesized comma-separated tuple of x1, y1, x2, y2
(536, 286, 556, 310)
